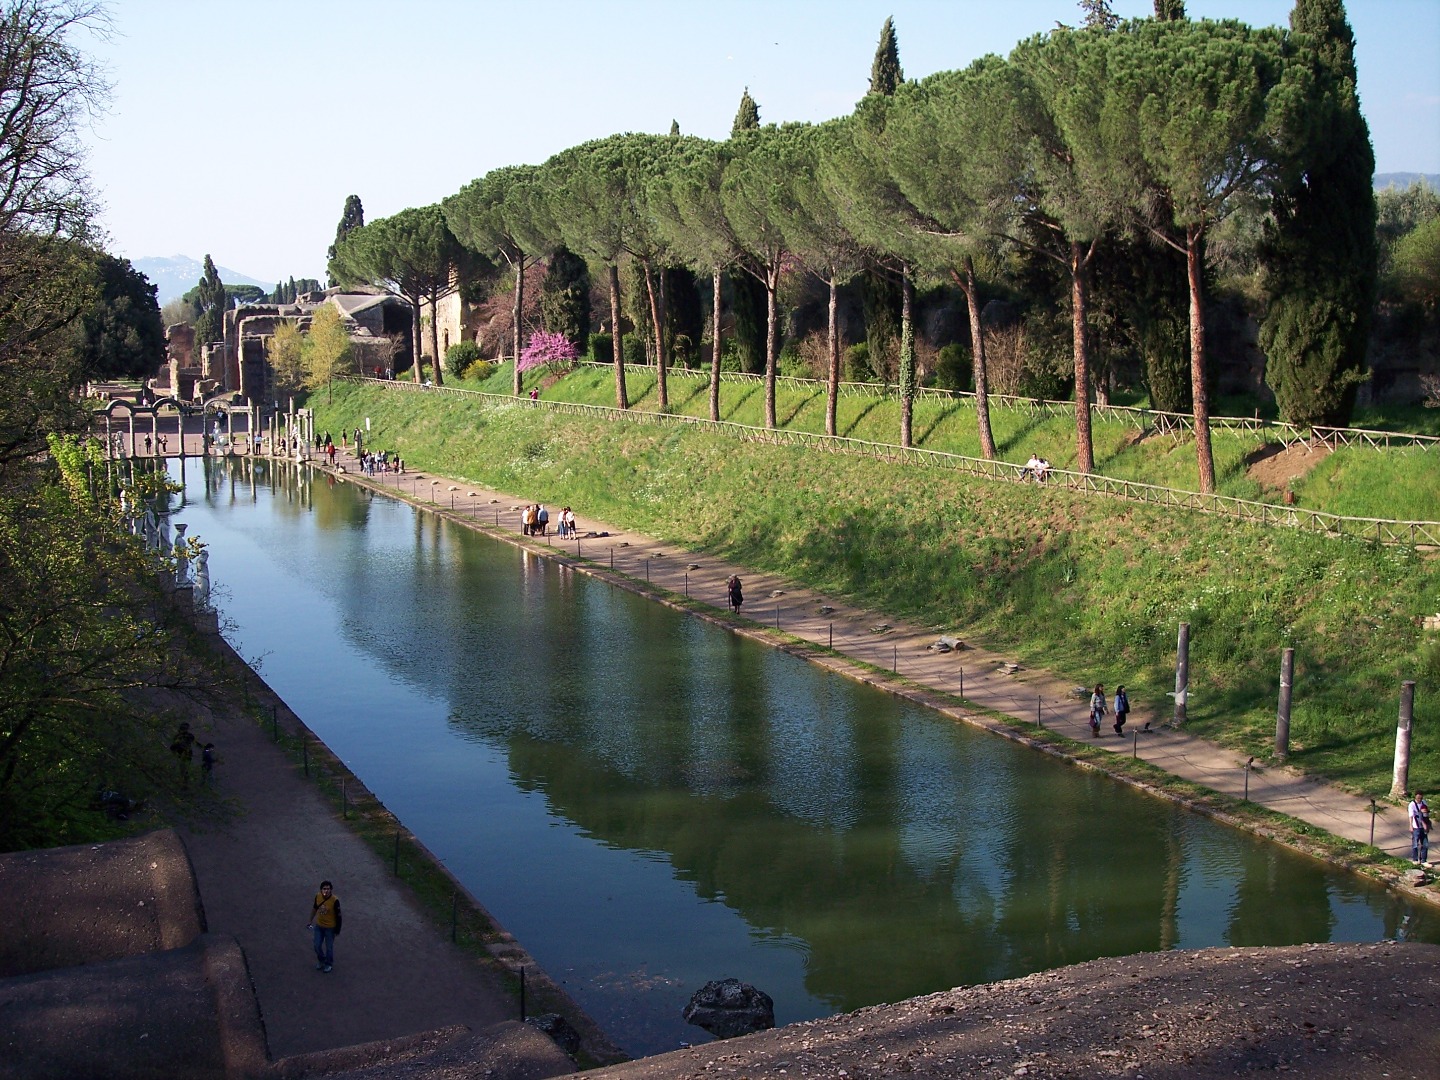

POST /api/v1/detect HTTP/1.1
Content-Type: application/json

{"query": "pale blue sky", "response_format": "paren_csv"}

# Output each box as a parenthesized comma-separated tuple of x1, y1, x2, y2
(80, 0, 1440, 285)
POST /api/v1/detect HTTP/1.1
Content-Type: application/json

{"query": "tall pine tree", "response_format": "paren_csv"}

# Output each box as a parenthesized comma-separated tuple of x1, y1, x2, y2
(869, 17, 903, 94)
(732, 88, 760, 134)
(728, 88, 767, 373)
(1154, 0, 1186, 19)
(327, 195, 365, 285)
(1260, 0, 1376, 427)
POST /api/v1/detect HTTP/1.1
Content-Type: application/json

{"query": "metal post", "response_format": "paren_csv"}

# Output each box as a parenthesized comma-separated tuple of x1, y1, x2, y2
(1173, 622, 1190, 726)
(646, 559, 650, 582)
(1370, 799, 1377, 846)
(829, 624, 833, 649)
(1244, 756, 1254, 801)
(520, 967, 527, 1021)
(1036, 696, 1042, 727)
(393, 831, 400, 875)
(892, 643, 897, 671)
(1133, 731, 1138, 759)
(684, 570, 688, 596)
(342, 778, 348, 819)
(451, 893, 458, 942)
(610, 548, 614, 570)
(958, 667, 963, 699)
(303, 734, 309, 777)
(1275, 647, 1294, 761)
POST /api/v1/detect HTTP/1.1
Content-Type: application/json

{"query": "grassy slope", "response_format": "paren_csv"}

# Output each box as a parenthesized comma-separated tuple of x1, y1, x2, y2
(456, 362, 1440, 520)
(315, 379, 1440, 800)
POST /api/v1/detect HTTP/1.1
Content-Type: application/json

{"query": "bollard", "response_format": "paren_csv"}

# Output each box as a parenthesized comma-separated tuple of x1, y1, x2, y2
(829, 623, 833, 650)
(342, 778, 348, 819)
(610, 548, 614, 570)
(684, 570, 689, 597)
(893, 643, 897, 672)
(451, 892, 458, 942)
(1036, 695, 1042, 727)
(776, 605, 780, 630)
(959, 667, 964, 700)
(1370, 798, 1378, 846)
(520, 966, 527, 1021)
(576, 538, 581, 558)
(495, 509, 499, 526)
(646, 559, 650, 583)
(1133, 731, 1138, 759)
(1244, 756, 1254, 801)
(393, 831, 400, 875)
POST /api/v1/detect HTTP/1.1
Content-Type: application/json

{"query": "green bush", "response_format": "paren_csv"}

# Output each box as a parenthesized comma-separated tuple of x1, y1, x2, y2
(932, 343, 971, 392)
(845, 342, 875, 382)
(622, 332, 647, 365)
(590, 333, 612, 365)
(462, 360, 496, 383)
(445, 341, 482, 380)
(778, 343, 810, 379)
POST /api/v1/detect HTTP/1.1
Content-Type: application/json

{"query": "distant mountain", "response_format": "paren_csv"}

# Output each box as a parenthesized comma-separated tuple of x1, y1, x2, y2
(1374, 172, 1439, 192)
(131, 255, 270, 306)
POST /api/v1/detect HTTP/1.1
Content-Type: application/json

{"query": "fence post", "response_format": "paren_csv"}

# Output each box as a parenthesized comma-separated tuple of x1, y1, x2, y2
(1275, 647, 1294, 761)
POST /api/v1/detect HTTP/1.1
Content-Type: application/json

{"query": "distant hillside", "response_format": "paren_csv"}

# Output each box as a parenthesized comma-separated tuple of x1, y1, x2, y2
(1374, 172, 1438, 192)
(132, 256, 269, 306)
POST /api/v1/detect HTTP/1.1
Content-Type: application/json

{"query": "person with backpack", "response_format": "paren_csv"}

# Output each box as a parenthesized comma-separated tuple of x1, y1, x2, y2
(727, 575, 744, 614)
(1410, 792, 1431, 867)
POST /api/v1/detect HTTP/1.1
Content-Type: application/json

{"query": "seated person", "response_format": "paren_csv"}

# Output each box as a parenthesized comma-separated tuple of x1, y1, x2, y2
(1023, 453, 1043, 481)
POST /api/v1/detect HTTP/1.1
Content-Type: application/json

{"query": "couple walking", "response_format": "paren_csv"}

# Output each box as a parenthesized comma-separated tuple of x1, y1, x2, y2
(1089, 684, 1130, 737)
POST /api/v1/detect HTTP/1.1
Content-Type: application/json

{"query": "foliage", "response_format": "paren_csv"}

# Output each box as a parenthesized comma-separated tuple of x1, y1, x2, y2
(1260, 0, 1375, 429)
(265, 320, 305, 396)
(932, 342, 971, 391)
(1389, 216, 1440, 310)
(331, 204, 466, 386)
(540, 245, 590, 354)
(461, 359, 496, 382)
(303, 304, 353, 394)
(518, 329, 579, 373)
(191, 254, 227, 347)
(868, 17, 904, 95)
(74, 251, 165, 381)
(445, 340, 482, 380)
(327, 194, 364, 281)
(732, 87, 760, 134)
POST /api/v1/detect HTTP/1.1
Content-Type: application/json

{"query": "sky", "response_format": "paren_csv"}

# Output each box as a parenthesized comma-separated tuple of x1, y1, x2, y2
(78, 0, 1440, 286)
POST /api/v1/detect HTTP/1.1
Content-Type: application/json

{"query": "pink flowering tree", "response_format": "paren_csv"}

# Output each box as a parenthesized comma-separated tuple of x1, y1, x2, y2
(517, 329, 579, 373)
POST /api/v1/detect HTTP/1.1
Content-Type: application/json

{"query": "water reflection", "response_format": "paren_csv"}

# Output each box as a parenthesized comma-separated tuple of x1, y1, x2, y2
(179, 456, 1440, 1057)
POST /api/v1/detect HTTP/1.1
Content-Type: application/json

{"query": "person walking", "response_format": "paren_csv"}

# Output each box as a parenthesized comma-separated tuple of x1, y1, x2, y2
(727, 575, 744, 614)
(1089, 684, 1106, 738)
(200, 743, 216, 786)
(536, 504, 549, 537)
(308, 880, 343, 972)
(1409, 792, 1431, 866)
(1112, 685, 1129, 736)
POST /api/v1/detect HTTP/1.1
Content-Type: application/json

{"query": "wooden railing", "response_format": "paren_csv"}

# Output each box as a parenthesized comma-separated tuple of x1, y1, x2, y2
(350, 377, 1440, 547)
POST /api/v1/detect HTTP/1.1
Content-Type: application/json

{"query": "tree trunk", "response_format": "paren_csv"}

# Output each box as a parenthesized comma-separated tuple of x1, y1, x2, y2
(428, 289, 444, 387)
(709, 267, 722, 423)
(961, 258, 996, 460)
(899, 269, 914, 448)
(764, 265, 778, 430)
(1187, 225, 1215, 493)
(609, 262, 628, 410)
(512, 258, 525, 396)
(1071, 240, 1093, 474)
(643, 261, 668, 411)
(410, 291, 424, 385)
(826, 274, 840, 438)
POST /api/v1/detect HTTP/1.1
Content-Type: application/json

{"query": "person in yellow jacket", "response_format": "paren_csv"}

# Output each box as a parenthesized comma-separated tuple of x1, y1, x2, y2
(308, 880, 342, 972)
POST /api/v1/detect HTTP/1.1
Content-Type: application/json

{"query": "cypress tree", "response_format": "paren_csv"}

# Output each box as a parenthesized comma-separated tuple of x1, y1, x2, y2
(327, 195, 365, 283)
(732, 88, 760, 134)
(192, 254, 226, 346)
(1154, 0, 1186, 19)
(669, 119, 680, 137)
(869, 17, 903, 95)
(1260, 0, 1376, 427)
(540, 245, 592, 355)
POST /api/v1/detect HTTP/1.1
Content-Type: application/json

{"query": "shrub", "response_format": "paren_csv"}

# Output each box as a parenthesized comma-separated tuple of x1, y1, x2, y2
(445, 341, 482, 380)
(590, 333, 612, 365)
(778, 342, 811, 379)
(845, 341, 875, 383)
(462, 360, 496, 383)
(933, 343, 972, 392)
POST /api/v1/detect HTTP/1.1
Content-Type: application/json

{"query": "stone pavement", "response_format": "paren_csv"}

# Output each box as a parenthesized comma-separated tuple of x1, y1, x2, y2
(326, 447, 1417, 867)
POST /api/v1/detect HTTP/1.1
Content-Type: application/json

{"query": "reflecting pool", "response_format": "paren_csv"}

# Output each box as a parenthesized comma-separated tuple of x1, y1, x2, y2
(174, 456, 1438, 1057)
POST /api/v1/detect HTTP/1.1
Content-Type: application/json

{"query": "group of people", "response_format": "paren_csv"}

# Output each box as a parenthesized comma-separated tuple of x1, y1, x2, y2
(359, 450, 402, 476)
(1088, 684, 1135, 738)
(169, 721, 215, 785)
(522, 504, 578, 537)
(1022, 453, 1051, 482)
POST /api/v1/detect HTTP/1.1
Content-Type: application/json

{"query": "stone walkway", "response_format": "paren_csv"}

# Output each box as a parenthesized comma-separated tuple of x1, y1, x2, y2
(320, 447, 1417, 867)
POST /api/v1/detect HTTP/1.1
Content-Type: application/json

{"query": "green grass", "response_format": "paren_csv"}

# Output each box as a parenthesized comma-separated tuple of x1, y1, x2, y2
(312, 381, 1440, 805)
(441, 362, 1438, 520)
